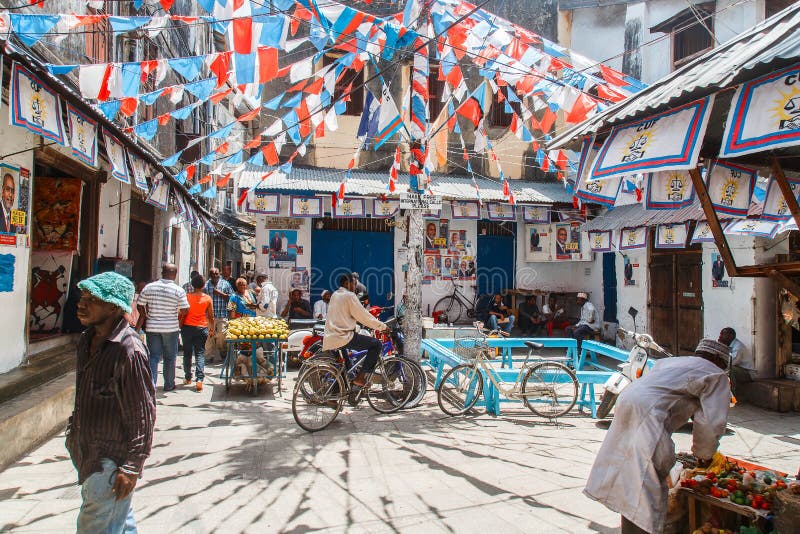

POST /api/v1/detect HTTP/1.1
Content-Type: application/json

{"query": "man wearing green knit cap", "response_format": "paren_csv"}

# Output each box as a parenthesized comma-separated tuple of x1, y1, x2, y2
(67, 271, 156, 533)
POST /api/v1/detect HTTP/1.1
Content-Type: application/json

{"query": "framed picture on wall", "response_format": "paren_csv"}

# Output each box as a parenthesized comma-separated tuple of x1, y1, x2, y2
(521, 205, 550, 224)
(290, 195, 323, 217)
(451, 200, 480, 219)
(332, 197, 366, 218)
(524, 224, 552, 262)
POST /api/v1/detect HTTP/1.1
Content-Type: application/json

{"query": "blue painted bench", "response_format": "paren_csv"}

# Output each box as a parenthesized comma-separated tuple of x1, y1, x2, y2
(434, 337, 579, 369)
(577, 339, 630, 372)
(423, 337, 613, 417)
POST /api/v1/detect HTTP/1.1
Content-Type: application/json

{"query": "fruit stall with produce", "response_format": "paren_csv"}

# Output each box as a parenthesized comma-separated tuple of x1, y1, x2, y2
(672, 452, 800, 533)
(222, 317, 290, 395)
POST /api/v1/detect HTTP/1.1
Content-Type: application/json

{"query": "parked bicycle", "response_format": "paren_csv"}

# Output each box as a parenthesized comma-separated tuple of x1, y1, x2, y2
(436, 323, 579, 418)
(292, 343, 417, 432)
(432, 282, 480, 324)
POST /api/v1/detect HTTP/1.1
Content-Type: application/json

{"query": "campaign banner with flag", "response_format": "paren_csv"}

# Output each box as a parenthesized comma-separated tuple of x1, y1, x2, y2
(521, 205, 550, 223)
(451, 200, 480, 219)
(332, 197, 366, 218)
(588, 230, 613, 252)
(588, 97, 714, 180)
(619, 226, 648, 250)
(128, 153, 150, 192)
(102, 130, 130, 184)
(145, 175, 170, 210)
(10, 62, 66, 145)
(762, 174, 800, 221)
(66, 104, 97, 167)
(372, 198, 399, 218)
(290, 195, 323, 217)
(645, 170, 695, 210)
(690, 221, 718, 244)
(655, 223, 689, 249)
(373, 84, 404, 149)
(705, 160, 756, 217)
(724, 219, 779, 239)
(721, 62, 800, 158)
(247, 191, 280, 214)
(576, 176, 623, 206)
(486, 202, 515, 221)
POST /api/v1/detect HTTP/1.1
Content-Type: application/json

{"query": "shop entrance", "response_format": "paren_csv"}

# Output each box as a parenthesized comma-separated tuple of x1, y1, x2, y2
(311, 218, 394, 309)
(476, 221, 515, 297)
(648, 244, 703, 355)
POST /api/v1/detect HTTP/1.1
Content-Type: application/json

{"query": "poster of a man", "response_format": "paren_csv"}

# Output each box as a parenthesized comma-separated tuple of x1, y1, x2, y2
(555, 227, 569, 258)
(425, 222, 437, 250)
(423, 253, 440, 281)
(711, 253, 728, 288)
(554, 222, 582, 260)
(268, 230, 298, 269)
(0, 163, 28, 236)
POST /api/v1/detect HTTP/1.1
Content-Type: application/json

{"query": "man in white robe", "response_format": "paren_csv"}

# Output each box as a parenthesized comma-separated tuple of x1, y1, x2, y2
(585, 339, 731, 533)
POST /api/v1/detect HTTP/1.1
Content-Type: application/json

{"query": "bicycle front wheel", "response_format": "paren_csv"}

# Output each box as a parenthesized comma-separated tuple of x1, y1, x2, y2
(366, 356, 416, 414)
(433, 296, 465, 324)
(521, 362, 578, 418)
(437, 364, 483, 416)
(397, 356, 427, 409)
(292, 363, 344, 432)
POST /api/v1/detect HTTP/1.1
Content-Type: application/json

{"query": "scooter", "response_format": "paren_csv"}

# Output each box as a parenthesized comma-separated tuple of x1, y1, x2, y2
(596, 307, 672, 419)
(286, 318, 324, 364)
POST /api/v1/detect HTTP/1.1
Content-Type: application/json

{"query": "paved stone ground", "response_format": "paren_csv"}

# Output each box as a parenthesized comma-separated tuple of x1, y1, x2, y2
(2, 362, 800, 533)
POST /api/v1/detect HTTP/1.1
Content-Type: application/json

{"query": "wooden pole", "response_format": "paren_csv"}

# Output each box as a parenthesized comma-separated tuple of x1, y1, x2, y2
(689, 168, 738, 276)
(771, 157, 800, 231)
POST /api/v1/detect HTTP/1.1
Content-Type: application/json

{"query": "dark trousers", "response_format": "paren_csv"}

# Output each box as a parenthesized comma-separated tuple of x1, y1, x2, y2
(518, 315, 542, 335)
(181, 325, 208, 382)
(565, 324, 594, 351)
(344, 333, 382, 373)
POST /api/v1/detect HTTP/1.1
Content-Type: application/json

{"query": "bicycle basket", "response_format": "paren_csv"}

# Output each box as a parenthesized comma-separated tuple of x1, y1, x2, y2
(452, 337, 490, 362)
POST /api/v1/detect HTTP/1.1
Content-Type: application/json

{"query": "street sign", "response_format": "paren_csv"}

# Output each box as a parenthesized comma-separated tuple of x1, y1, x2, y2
(399, 192, 443, 210)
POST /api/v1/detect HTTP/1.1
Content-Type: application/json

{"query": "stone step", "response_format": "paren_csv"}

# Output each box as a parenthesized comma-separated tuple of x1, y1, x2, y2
(0, 341, 77, 405)
(739, 378, 800, 413)
(0, 372, 75, 472)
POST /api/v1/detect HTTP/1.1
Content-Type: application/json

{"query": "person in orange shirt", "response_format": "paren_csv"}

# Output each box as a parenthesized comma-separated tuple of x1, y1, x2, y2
(180, 274, 214, 391)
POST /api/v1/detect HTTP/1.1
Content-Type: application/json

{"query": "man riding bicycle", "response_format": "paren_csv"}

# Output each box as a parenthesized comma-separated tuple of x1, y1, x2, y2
(323, 273, 387, 387)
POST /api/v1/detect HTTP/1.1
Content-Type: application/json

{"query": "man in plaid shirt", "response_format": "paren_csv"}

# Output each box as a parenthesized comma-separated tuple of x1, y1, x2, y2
(204, 267, 232, 361)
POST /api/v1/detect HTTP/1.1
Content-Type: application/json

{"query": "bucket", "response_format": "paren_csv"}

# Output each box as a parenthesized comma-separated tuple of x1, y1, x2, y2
(422, 317, 435, 329)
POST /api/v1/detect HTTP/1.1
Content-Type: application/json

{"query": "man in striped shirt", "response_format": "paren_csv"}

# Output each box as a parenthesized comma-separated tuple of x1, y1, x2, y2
(136, 263, 189, 391)
(204, 267, 233, 361)
(68, 271, 155, 533)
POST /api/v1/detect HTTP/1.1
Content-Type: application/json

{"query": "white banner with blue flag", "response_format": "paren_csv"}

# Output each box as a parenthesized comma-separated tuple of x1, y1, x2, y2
(762, 174, 800, 221)
(10, 62, 66, 145)
(645, 170, 695, 210)
(145, 174, 170, 210)
(102, 129, 130, 184)
(66, 104, 97, 167)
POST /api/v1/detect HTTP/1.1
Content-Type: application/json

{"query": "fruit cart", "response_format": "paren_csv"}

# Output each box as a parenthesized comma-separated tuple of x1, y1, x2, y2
(221, 317, 289, 395)
(673, 453, 799, 533)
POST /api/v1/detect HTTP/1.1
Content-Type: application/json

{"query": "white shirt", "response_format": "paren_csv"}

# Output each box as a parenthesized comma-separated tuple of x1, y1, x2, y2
(138, 279, 189, 333)
(256, 280, 279, 318)
(729, 338, 754, 373)
(577, 301, 598, 328)
(313, 299, 328, 320)
(585, 357, 730, 533)
(322, 287, 385, 350)
(542, 304, 564, 318)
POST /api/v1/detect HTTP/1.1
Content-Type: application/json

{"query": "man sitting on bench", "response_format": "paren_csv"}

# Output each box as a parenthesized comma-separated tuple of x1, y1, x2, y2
(565, 292, 598, 349)
(543, 295, 570, 336)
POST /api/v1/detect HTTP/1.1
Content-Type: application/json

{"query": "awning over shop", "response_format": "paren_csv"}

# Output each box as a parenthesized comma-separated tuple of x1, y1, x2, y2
(238, 165, 573, 204)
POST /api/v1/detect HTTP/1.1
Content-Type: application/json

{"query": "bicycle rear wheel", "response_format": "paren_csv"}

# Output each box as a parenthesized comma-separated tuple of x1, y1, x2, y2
(366, 356, 416, 413)
(437, 364, 483, 416)
(292, 363, 344, 432)
(433, 296, 465, 324)
(397, 356, 427, 409)
(521, 362, 578, 418)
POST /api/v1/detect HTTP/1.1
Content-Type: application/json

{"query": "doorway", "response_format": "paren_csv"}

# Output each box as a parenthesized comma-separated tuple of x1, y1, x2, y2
(129, 219, 153, 284)
(648, 244, 703, 355)
(476, 221, 515, 297)
(311, 218, 395, 309)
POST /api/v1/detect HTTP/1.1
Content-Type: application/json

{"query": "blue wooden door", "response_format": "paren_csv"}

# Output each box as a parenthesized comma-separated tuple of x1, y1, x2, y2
(476, 232, 515, 297)
(310, 229, 394, 309)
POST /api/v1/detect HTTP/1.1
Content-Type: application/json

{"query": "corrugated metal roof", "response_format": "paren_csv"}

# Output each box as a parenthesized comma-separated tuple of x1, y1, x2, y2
(238, 164, 573, 204)
(583, 200, 763, 230)
(549, 3, 800, 148)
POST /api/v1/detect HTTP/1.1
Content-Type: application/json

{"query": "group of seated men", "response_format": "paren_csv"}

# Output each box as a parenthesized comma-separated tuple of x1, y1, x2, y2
(486, 292, 598, 346)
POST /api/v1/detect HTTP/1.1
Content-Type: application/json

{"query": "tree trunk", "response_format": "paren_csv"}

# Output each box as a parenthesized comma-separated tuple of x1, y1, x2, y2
(403, 209, 424, 361)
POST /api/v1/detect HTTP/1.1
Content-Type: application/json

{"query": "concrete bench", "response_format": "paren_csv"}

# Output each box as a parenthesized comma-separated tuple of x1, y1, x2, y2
(577, 340, 630, 372)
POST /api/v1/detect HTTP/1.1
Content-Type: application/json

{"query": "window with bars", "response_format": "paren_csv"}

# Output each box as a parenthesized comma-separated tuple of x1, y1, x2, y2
(323, 54, 364, 116)
(489, 86, 521, 128)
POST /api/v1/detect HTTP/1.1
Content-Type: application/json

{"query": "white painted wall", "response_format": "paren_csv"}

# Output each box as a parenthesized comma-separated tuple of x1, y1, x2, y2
(0, 113, 36, 373)
(570, 4, 626, 73)
(98, 179, 131, 260)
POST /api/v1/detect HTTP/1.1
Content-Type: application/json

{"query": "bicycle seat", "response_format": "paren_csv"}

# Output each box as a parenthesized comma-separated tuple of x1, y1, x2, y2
(525, 341, 544, 350)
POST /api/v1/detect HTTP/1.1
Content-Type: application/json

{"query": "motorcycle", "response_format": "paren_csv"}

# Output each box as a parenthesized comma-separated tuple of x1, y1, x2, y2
(286, 318, 324, 364)
(596, 307, 672, 419)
